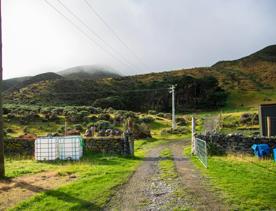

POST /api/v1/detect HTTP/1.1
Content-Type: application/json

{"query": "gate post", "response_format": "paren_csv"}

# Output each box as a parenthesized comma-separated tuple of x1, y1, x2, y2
(191, 116, 196, 154)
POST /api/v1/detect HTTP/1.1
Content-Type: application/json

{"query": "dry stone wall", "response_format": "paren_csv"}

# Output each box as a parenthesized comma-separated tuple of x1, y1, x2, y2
(4, 139, 35, 156)
(196, 134, 276, 155)
(4, 137, 127, 156)
(84, 137, 125, 155)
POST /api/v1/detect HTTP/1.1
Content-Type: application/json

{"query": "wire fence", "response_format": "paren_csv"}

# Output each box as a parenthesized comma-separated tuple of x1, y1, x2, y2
(195, 138, 208, 168)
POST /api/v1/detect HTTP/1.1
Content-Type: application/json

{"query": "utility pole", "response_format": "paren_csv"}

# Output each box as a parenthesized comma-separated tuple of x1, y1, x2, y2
(64, 117, 67, 136)
(169, 85, 176, 130)
(0, 0, 5, 177)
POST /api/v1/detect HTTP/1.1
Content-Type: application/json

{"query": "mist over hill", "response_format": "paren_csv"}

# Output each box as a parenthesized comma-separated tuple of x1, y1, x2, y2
(3, 66, 121, 92)
(58, 65, 121, 80)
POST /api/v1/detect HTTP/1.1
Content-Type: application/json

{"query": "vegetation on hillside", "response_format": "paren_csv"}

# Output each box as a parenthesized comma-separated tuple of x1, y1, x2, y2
(4, 75, 227, 112)
(3, 45, 276, 112)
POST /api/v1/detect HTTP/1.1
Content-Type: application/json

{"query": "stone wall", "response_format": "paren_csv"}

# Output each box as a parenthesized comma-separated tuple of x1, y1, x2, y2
(84, 137, 125, 155)
(196, 134, 276, 155)
(4, 139, 35, 156)
(4, 137, 127, 156)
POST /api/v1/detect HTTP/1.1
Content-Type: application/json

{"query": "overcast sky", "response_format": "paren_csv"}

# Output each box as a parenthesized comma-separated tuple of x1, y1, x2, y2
(3, 0, 276, 79)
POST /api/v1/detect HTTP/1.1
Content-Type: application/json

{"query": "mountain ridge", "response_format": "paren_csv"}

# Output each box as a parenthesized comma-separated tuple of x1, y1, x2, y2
(4, 45, 276, 108)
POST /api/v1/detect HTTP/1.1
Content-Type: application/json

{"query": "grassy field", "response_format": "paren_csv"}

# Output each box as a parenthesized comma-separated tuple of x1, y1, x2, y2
(8, 138, 172, 211)
(184, 147, 276, 210)
(226, 90, 276, 110)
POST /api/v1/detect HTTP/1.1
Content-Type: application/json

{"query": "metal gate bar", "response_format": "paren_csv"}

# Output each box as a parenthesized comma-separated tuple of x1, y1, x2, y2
(195, 138, 208, 168)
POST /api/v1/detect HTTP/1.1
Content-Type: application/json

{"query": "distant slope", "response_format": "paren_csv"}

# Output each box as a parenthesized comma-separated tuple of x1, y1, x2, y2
(58, 65, 121, 80)
(211, 45, 276, 90)
(3, 76, 31, 91)
(132, 45, 276, 91)
(7, 72, 63, 92)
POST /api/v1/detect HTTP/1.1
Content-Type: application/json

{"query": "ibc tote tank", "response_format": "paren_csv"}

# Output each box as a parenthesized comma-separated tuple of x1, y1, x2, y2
(35, 137, 59, 161)
(58, 136, 84, 160)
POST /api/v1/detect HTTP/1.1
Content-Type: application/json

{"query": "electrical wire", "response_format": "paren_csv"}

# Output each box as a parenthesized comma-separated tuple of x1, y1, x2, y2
(57, 0, 136, 70)
(44, 0, 132, 70)
(83, 0, 149, 69)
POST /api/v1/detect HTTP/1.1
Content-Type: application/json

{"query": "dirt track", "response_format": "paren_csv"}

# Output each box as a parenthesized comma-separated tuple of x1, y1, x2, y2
(105, 140, 227, 211)
(0, 140, 227, 211)
(0, 171, 77, 211)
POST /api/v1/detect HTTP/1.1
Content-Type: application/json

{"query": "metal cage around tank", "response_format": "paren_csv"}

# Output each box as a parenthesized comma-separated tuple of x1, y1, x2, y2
(35, 136, 84, 161)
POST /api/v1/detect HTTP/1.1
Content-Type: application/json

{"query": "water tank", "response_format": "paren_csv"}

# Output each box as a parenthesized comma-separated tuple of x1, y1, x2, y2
(58, 136, 84, 160)
(35, 136, 84, 161)
(35, 137, 59, 161)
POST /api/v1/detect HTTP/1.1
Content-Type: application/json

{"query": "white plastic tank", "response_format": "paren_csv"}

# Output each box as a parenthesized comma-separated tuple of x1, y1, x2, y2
(58, 136, 84, 160)
(35, 137, 59, 161)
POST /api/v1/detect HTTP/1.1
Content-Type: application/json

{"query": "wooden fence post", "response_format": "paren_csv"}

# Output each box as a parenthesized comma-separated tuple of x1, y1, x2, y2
(267, 116, 271, 138)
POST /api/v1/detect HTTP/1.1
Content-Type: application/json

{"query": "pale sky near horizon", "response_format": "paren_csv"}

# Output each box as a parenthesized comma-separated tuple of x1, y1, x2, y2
(3, 0, 276, 79)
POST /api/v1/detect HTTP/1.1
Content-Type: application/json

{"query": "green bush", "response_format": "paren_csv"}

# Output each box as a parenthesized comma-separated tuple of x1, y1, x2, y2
(95, 120, 112, 131)
(132, 123, 151, 139)
(161, 127, 189, 135)
(148, 110, 157, 115)
(139, 116, 155, 123)
(74, 124, 84, 132)
(98, 113, 112, 121)
(240, 113, 259, 125)
(176, 117, 187, 126)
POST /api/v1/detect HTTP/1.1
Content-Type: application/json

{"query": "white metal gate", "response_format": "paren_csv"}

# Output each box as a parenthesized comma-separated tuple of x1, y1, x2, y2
(195, 138, 208, 168)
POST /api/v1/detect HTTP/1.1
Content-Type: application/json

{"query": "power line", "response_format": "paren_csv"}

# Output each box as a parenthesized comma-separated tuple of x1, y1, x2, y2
(44, 0, 132, 70)
(83, 0, 149, 69)
(56, 0, 136, 70)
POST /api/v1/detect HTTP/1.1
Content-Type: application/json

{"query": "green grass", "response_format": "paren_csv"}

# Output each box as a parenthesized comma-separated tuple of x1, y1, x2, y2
(184, 146, 276, 210)
(159, 148, 177, 180)
(226, 90, 276, 110)
(8, 138, 168, 211)
(5, 158, 58, 178)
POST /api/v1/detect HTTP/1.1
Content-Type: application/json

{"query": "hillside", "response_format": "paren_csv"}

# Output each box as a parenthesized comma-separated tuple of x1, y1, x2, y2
(3, 45, 276, 110)
(58, 65, 121, 80)
(132, 45, 276, 91)
(2, 76, 31, 91)
(5, 72, 63, 92)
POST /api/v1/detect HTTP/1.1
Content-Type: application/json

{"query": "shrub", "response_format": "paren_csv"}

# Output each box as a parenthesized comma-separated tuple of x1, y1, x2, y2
(139, 116, 155, 123)
(95, 120, 112, 131)
(98, 113, 112, 121)
(240, 113, 259, 125)
(23, 112, 40, 122)
(132, 123, 151, 139)
(45, 113, 59, 121)
(6, 113, 16, 120)
(93, 96, 125, 110)
(176, 117, 187, 126)
(23, 126, 30, 133)
(161, 127, 189, 135)
(157, 112, 171, 119)
(6, 128, 14, 133)
(74, 124, 84, 132)
(148, 110, 157, 115)
(57, 126, 65, 134)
